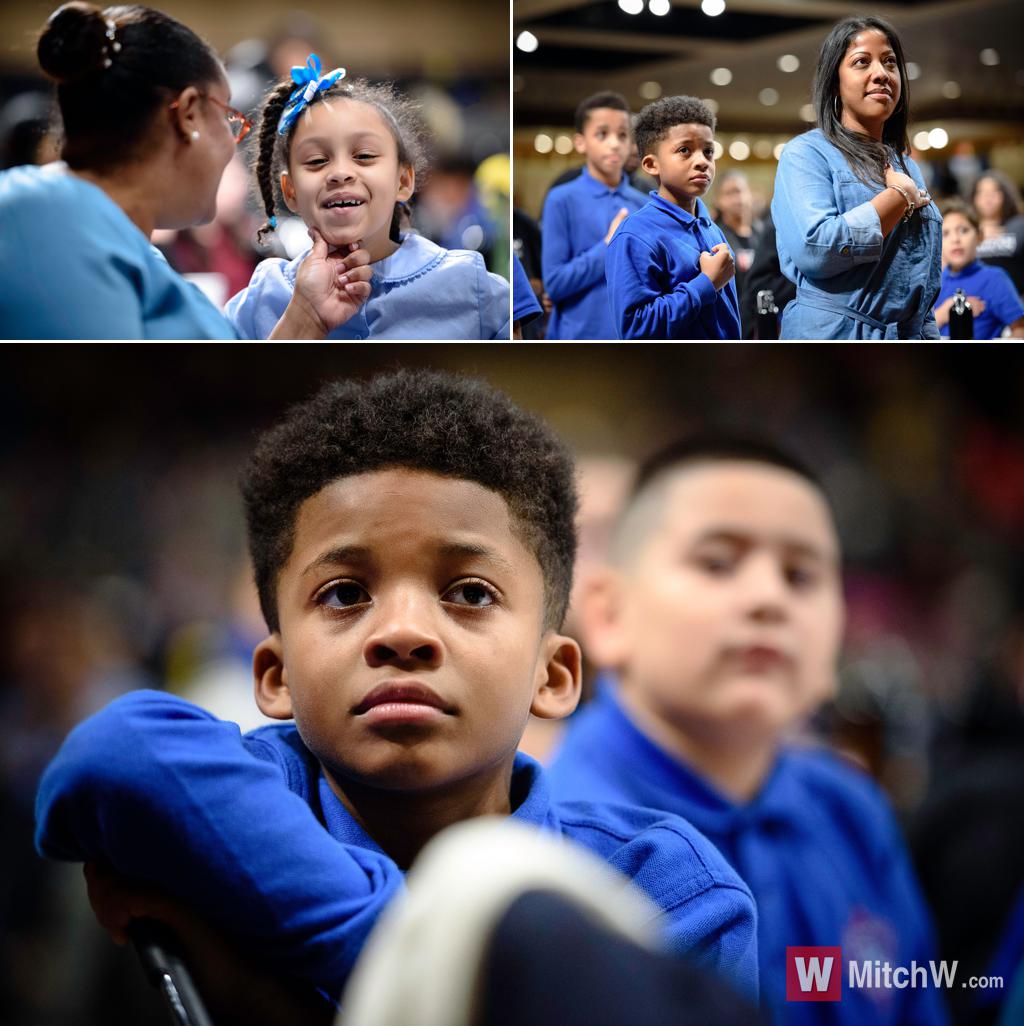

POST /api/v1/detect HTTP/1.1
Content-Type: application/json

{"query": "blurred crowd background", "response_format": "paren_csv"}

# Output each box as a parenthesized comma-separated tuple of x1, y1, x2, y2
(513, 0, 1024, 337)
(2, 344, 1023, 1024)
(1, 0, 511, 299)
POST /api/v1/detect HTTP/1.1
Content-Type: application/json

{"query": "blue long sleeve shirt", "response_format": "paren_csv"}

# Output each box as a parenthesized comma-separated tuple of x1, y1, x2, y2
(548, 682, 950, 1026)
(35, 691, 759, 1002)
(541, 167, 647, 339)
(935, 260, 1024, 339)
(605, 193, 741, 339)
(0, 164, 237, 340)
(771, 129, 942, 339)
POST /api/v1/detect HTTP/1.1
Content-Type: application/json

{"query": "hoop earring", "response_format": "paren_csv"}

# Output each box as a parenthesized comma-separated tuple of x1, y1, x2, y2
(833, 96, 841, 119)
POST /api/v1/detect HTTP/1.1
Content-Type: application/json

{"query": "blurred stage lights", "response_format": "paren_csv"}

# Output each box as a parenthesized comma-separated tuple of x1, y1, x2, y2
(649, 0, 671, 16)
(555, 135, 574, 154)
(712, 140, 724, 160)
(799, 103, 816, 122)
(728, 140, 750, 160)
(906, 62, 921, 81)
(753, 139, 773, 159)
(703, 97, 719, 114)
(759, 87, 779, 106)
(979, 48, 999, 66)
(639, 80, 663, 99)
(941, 80, 961, 99)
(773, 141, 786, 160)
(618, 0, 644, 12)
(516, 31, 538, 52)
(701, 0, 726, 16)
(710, 67, 733, 86)
(928, 128, 949, 148)
(534, 133, 553, 154)
(777, 54, 800, 73)
(913, 130, 931, 150)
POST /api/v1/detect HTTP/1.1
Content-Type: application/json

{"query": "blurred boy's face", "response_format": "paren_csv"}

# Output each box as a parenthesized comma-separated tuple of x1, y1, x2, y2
(941, 212, 978, 272)
(574, 107, 631, 187)
(643, 123, 715, 208)
(253, 468, 580, 799)
(588, 461, 842, 743)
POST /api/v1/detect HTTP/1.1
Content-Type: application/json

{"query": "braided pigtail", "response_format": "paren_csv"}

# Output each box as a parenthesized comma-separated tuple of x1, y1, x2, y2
(254, 80, 294, 245)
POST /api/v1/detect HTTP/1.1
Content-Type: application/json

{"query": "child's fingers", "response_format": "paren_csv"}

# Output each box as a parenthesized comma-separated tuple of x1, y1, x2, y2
(340, 247, 372, 271)
(344, 281, 372, 301)
(336, 265, 373, 288)
(307, 227, 328, 260)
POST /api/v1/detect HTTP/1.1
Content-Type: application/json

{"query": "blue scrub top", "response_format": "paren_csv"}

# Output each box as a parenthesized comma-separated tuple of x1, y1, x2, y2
(548, 681, 950, 1026)
(0, 163, 237, 339)
(605, 193, 741, 339)
(772, 129, 942, 339)
(36, 689, 759, 1001)
(541, 167, 648, 339)
(935, 261, 1024, 339)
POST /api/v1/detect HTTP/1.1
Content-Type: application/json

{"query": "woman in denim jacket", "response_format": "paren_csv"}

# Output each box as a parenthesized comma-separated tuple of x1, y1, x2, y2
(772, 16, 941, 339)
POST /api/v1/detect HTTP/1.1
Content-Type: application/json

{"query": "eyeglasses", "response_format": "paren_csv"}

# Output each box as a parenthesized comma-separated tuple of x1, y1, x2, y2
(169, 94, 252, 144)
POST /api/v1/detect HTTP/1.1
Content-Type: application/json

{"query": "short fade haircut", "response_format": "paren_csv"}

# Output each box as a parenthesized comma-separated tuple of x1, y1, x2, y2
(574, 91, 630, 134)
(634, 95, 716, 160)
(241, 370, 578, 632)
(939, 197, 980, 233)
(612, 433, 831, 562)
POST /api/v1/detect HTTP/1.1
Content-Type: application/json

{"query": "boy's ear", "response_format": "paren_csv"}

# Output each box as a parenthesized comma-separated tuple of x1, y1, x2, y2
(280, 171, 299, 214)
(530, 632, 582, 720)
(573, 132, 587, 155)
(397, 164, 415, 203)
(577, 566, 632, 670)
(253, 634, 294, 720)
(641, 152, 659, 179)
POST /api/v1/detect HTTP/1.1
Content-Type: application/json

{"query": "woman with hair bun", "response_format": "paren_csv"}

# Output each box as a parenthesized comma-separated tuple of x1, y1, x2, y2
(0, 3, 370, 339)
(771, 16, 942, 339)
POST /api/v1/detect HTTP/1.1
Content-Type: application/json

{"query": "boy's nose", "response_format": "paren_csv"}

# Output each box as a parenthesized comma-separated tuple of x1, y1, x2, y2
(363, 598, 443, 669)
(740, 559, 791, 622)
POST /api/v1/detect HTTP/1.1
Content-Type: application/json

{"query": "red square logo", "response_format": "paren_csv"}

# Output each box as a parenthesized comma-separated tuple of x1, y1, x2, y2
(787, 947, 842, 1001)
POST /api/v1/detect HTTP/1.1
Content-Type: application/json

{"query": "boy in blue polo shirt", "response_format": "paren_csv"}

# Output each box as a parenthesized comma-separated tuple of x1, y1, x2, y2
(934, 199, 1024, 339)
(605, 96, 741, 339)
(548, 436, 949, 1026)
(541, 92, 647, 339)
(35, 374, 758, 1011)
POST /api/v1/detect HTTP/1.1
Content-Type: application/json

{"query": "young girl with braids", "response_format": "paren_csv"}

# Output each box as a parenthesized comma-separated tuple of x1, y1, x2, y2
(225, 55, 510, 340)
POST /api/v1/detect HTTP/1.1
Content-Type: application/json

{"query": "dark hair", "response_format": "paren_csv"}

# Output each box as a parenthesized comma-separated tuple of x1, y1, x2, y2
(971, 170, 1023, 224)
(37, 2, 221, 171)
(634, 95, 715, 161)
(939, 197, 980, 233)
(631, 434, 824, 501)
(241, 370, 578, 632)
(813, 15, 911, 186)
(253, 74, 428, 245)
(573, 91, 630, 134)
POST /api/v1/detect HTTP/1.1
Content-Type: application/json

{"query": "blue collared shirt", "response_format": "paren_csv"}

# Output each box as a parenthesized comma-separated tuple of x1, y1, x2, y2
(605, 193, 742, 339)
(225, 233, 509, 340)
(772, 129, 942, 339)
(541, 167, 648, 339)
(36, 689, 759, 1002)
(935, 260, 1024, 339)
(548, 681, 950, 1026)
(0, 164, 237, 340)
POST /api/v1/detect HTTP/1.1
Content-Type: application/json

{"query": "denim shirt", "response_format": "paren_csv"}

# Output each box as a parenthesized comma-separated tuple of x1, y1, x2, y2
(225, 233, 510, 340)
(772, 129, 942, 339)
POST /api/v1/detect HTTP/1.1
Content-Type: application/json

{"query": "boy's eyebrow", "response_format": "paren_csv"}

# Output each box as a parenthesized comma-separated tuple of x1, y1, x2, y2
(301, 545, 373, 577)
(437, 542, 518, 576)
(691, 528, 836, 563)
(299, 542, 519, 578)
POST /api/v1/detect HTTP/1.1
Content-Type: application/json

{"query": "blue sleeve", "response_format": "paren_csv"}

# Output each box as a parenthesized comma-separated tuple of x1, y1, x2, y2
(512, 253, 542, 325)
(985, 267, 1024, 333)
(541, 188, 608, 303)
(773, 141, 884, 280)
(606, 231, 717, 340)
(34, 691, 404, 1000)
(477, 259, 511, 339)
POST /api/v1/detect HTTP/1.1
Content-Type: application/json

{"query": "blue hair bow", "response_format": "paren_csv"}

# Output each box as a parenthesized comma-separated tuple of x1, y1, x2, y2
(277, 53, 347, 136)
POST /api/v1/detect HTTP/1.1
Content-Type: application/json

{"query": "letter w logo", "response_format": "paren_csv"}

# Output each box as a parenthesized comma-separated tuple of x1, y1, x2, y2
(787, 947, 843, 1001)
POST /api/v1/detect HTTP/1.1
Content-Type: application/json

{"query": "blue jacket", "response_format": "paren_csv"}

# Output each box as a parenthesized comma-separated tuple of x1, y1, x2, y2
(225, 233, 509, 340)
(35, 691, 759, 1002)
(541, 167, 648, 339)
(935, 260, 1024, 339)
(548, 682, 950, 1026)
(0, 164, 237, 340)
(605, 193, 742, 339)
(772, 130, 942, 339)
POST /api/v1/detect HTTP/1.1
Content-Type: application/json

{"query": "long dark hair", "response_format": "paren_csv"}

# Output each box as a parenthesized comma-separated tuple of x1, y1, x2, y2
(812, 15, 911, 186)
(37, 2, 221, 171)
